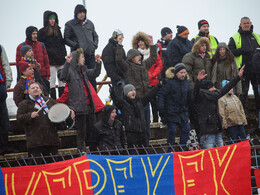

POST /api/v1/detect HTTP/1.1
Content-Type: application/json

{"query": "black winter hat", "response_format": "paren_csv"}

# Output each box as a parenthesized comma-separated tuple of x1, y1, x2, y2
(200, 80, 214, 90)
(198, 19, 209, 30)
(26, 26, 38, 41)
(161, 27, 172, 38)
(176, 25, 189, 36)
(174, 63, 186, 74)
(74, 4, 87, 16)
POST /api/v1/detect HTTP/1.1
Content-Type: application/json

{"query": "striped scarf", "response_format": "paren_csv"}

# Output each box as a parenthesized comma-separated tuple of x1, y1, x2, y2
(21, 57, 38, 64)
(21, 76, 34, 93)
(198, 51, 206, 59)
(34, 96, 49, 114)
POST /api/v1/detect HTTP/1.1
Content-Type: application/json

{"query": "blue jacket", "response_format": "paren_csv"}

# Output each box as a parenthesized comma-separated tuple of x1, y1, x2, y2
(157, 67, 193, 123)
(167, 35, 192, 67)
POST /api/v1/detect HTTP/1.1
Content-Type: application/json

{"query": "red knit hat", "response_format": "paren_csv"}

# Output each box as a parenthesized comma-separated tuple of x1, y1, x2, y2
(19, 61, 32, 73)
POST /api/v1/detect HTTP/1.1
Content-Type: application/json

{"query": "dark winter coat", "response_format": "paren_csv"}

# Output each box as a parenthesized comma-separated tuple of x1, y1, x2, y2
(116, 45, 157, 98)
(94, 105, 125, 150)
(64, 6, 98, 55)
(17, 96, 60, 150)
(111, 84, 161, 134)
(102, 38, 125, 83)
(228, 26, 260, 74)
(157, 38, 170, 64)
(157, 67, 193, 123)
(16, 40, 50, 79)
(167, 35, 192, 67)
(58, 51, 101, 114)
(182, 37, 212, 89)
(194, 75, 241, 136)
(38, 11, 67, 66)
(252, 48, 260, 84)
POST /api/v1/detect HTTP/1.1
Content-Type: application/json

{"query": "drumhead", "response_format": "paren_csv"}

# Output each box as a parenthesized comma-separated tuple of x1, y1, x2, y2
(48, 103, 70, 123)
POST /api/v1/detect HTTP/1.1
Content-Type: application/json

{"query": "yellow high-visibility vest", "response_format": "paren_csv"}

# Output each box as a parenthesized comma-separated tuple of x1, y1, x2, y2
(193, 35, 218, 58)
(232, 32, 260, 68)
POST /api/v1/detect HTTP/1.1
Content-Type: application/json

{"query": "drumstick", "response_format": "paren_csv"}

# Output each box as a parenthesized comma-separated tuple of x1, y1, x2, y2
(36, 99, 49, 114)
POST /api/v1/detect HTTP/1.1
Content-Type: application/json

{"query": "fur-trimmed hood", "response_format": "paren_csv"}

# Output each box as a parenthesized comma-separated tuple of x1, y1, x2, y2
(132, 32, 150, 49)
(192, 37, 211, 53)
(165, 67, 189, 80)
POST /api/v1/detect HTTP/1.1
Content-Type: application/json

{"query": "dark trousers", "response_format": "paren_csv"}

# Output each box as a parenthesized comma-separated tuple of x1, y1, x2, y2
(150, 95, 159, 122)
(28, 146, 58, 165)
(227, 125, 247, 143)
(84, 54, 97, 91)
(143, 104, 151, 142)
(241, 73, 260, 112)
(75, 113, 96, 152)
(0, 83, 9, 153)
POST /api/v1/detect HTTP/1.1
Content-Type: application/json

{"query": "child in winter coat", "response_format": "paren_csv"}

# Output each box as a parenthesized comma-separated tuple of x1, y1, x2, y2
(218, 80, 247, 142)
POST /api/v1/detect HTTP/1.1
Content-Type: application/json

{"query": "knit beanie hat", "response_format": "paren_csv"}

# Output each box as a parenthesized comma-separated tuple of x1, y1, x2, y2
(127, 49, 141, 61)
(19, 61, 32, 73)
(74, 4, 87, 16)
(124, 84, 136, 95)
(198, 20, 209, 30)
(26, 26, 38, 41)
(174, 63, 186, 74)
(49, 14, 56, 20)
(176, 25, 189, 36)
(20, 45, 32, 57)
(200, 80, 214, 90)
(222, 80, 229, 88)
(161, 27, 172, 38)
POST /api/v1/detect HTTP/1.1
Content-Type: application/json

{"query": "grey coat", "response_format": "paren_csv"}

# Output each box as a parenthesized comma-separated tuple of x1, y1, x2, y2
(59, 51, 101, 114)
(64, 19, 98, 55)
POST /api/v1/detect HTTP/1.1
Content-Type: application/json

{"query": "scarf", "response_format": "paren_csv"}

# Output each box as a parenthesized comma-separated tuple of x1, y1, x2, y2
(138, 48, 150, 60)
(33, 95, 49, 114)
(74, 16, 87, 26)
(21, 57, 38, 65)
(198, 50, 206, 59)
(21, 76, 34, 93)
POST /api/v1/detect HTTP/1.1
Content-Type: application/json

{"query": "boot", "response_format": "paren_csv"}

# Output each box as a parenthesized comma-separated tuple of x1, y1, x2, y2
(50, 88, 56, 99)
(58, 87, 65, 97)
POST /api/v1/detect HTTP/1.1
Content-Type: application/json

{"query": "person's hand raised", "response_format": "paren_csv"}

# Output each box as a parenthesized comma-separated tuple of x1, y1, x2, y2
(197, 70, 207, 81)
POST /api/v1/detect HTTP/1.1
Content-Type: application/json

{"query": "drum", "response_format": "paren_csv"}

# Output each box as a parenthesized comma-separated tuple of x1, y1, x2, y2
(48, 103, 75, 130)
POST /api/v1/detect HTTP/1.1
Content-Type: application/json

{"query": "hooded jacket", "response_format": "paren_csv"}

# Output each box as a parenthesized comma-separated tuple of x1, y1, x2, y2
(182, 37, 212, 89)
(16, 26, 50, 80)
(102, 38, 126, 82)
(38, 11, 67, 66)
(228, 25, 260, 74)
(167, 35, 192, 66)
(94, 105, 125, 151)
(64, 4, 98, 55)
(211, 42, 242, 94)
(116, 40, 157, 98)
(132, 32, 163, 86)
(157, 67, 193, 123)
(58, 50, 101, 114)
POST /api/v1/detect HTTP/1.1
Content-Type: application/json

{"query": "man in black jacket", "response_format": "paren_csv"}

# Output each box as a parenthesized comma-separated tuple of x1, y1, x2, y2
(64, 4, 99, 90)
(102, 29, 126, 98)
(195, 66, 245, 149)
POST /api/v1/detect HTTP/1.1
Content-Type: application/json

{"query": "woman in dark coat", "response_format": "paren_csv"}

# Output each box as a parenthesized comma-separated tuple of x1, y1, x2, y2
(38, 11, 67, 99)
(94, 105, 125, 152)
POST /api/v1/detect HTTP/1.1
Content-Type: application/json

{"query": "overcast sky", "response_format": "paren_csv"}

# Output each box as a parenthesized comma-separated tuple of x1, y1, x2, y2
(1, 0, 260, 106)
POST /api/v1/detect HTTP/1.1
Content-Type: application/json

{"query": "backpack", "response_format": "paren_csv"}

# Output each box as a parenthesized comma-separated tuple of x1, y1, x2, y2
(22, 42, 45, 54)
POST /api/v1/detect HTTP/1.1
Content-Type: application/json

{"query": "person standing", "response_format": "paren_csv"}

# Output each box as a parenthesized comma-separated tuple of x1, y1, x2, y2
(102, 29, 126, 98)
(59, 48, 101, 153)
(182, 37, 212, 89)
(211, 42, 242, 95)
(0, 44, 12, 154)
(38, 11, 67, 99)
(191, 19, 219, 57)
(64, 4, 98, 90)
(16, 26, 50, 90)
(157, 63, 193, 146)
(167, 25, 192, 66)
(228, 17, 260, 114)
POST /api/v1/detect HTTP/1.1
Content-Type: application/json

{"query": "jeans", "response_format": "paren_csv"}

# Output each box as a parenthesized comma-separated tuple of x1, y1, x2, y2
(167, 121, 191, 145)
(200, 133, 223, 149)
(143, 104, 151, 142)
(226, 125, 247, 143)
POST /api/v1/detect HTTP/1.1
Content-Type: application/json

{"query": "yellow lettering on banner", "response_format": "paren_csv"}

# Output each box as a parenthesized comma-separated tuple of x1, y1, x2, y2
(12, 173, 16, 195)
(141, 155, 171, 195)
(178, 151, 205, 195)
(42, 166, 72, 195)
(209, 145, 237, 195)
(31, 172, 42, 195)
(4, 174, 8, 195)
(73, 159, 107, 195)
(106, 158, 133, 195)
